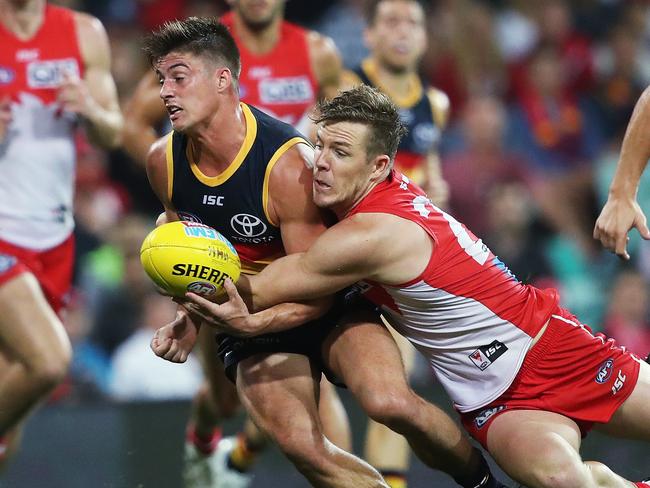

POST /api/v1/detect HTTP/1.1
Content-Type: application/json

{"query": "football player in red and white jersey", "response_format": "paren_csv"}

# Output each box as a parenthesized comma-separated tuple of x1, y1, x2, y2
(183, 86, 650, 488)
(0, 0, 122, 468)
(341, 2, 450, 484)
(123, 2, 346, 486)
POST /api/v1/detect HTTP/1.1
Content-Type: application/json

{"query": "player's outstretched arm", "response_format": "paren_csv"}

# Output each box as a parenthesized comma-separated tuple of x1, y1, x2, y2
(66, 12, 123, 148)
(180, 279, 330, 337)
(594, 86, 650, 259)
(123, 72, 167, 166)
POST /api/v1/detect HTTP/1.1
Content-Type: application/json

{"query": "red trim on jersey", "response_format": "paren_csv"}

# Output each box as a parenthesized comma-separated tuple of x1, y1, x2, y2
(0, 5, 84, 105)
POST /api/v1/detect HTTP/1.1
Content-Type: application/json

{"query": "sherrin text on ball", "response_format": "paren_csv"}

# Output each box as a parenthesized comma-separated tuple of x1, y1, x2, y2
(140, 221, 241, 297)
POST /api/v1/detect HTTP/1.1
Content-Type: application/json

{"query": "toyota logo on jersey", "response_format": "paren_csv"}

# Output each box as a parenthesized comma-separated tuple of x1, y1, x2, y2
(231, 213, 267, 238)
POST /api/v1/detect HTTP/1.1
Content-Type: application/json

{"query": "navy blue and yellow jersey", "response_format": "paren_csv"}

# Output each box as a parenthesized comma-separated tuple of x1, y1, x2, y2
(346, 58, 447, 184)
(165, 103, 309, 274)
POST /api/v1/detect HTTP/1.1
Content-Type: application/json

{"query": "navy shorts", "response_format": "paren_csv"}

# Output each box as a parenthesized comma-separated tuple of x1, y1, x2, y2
(216, 289, 377, 383)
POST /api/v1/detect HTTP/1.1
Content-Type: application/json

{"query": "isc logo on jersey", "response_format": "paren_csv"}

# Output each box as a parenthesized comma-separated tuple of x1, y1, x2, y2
(259, 76, 313, 104)
(140, 221, 241, 298)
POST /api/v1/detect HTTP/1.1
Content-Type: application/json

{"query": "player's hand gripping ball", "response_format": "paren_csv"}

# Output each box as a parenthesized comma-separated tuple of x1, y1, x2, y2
(140, 221, 241, 298)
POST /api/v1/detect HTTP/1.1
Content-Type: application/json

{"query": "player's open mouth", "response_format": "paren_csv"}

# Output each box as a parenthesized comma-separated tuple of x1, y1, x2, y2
(167, 105, 182, 119)
(314, 179, 331, 191)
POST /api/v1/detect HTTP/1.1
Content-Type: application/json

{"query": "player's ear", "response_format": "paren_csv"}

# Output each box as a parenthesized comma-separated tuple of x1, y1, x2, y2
(215, 67, 233, 92)
(370, 154, 390, 178)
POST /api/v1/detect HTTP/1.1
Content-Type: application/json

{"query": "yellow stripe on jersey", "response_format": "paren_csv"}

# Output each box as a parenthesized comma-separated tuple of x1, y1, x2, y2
(427, 87, 450, 129)
(361, 58, 422, 108)
(262, 137, 309, 227)
(165, 131, 174, 202)
(188, 103, 258, 187)
(340, 69, 363, 90)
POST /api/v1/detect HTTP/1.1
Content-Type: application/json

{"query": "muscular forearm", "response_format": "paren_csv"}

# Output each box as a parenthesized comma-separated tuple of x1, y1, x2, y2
(609, 86, 650, 197)
(236, 299, 332, 337)
(82, 103, 123, 149)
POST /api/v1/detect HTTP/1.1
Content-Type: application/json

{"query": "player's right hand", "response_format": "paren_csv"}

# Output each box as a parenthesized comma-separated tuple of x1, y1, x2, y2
(0, 96, 13, 144)
(593, 195, 650, 260)
(150, 309, 199, 363)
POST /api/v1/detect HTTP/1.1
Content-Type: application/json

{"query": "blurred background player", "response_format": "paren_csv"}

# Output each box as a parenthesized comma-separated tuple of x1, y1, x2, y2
(124, 3, 350, 486)
(342, 1, 450, 485)
(0, 0, 122, 469)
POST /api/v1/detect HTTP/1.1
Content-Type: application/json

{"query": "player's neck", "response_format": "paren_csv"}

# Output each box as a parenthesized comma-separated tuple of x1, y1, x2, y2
(364, 57, 420, 107)
(233, 12, 282, 55)
(187, 100, 248, 175)
(335, 177, 385, 220)
(0, 0, 45, 40)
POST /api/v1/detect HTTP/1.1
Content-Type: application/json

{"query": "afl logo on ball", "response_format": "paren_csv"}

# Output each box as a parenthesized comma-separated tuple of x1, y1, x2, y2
(231, 214, 267, 238)
(187, 281, 217, 296)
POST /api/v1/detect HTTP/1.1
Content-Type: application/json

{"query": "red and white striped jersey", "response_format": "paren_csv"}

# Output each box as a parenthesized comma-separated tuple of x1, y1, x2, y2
(349, 171, 559, 412)
(0, 5, 83, 250)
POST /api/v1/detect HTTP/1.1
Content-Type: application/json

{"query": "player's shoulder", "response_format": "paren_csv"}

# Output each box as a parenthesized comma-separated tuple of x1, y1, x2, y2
(270, 139, 314, 183)
(425, 87, 451, 128)
(146, 133, 171, 171)
(71, 9, 110, 63)
(305, 29, 340, 65)
(72, 9, 107, 36)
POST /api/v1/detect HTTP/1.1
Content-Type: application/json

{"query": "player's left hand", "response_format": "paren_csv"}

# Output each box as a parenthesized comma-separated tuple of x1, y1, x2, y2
(180, 279, 259, 337)
(56, 71, 97, 118)
(150, 308, 200, 363)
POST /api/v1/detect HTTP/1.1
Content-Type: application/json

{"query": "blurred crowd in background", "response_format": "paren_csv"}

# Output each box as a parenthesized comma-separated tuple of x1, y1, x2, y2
(46, 0, 650, 405)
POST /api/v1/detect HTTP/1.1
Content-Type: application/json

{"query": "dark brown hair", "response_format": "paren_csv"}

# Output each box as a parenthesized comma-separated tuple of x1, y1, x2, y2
(143, 17, 241, 80)
(364, 0, 427, 25)
(313, 85, 407, 163)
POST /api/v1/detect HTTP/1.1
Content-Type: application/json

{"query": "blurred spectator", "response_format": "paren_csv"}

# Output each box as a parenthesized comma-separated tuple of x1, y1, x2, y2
(508, 44, 602, 256)
(82, 214, 154, 356)
(52, 291, 112, 403)
(442, 95, 532, 237)
(509, 0, 595, 101)
(484, 181, 554, 286)
(602, 270, 650, 358)
(494, 0, 538, 63)
(425, 0, 506, 113)
(592, 24, 646, 140)
(110, 292, 202, 401)
(313, 0, 368, 68)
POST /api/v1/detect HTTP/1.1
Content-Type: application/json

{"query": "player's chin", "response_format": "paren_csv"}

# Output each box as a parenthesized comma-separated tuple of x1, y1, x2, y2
(312, 193, 330, 209)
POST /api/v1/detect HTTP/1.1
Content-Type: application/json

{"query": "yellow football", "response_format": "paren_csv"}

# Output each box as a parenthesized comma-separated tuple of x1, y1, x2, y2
(140, 221, 241, 298)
